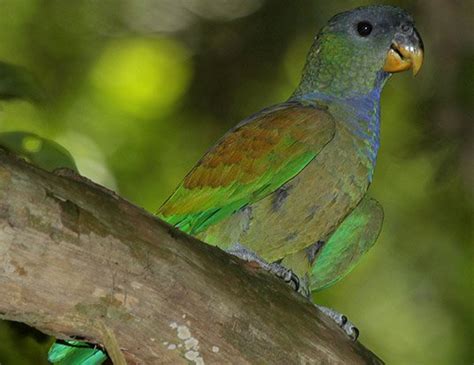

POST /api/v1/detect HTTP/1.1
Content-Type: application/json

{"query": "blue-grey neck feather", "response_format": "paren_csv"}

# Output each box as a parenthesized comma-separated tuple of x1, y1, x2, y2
(291, 71, 389, 182)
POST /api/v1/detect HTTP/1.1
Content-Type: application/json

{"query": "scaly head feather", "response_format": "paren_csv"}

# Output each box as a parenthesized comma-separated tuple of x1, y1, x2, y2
(294, 5, 424, 99)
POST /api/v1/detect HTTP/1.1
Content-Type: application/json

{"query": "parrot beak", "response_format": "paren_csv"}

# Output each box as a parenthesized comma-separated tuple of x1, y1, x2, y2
(384, 28, 424, 76)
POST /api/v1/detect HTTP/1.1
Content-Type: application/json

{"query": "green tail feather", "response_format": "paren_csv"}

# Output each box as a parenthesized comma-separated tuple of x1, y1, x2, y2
(48, 340, 107, 365)
(310, 196, 384, 291)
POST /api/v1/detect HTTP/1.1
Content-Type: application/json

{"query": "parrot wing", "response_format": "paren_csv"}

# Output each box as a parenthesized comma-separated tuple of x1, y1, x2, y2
(157, 102, 336, 234)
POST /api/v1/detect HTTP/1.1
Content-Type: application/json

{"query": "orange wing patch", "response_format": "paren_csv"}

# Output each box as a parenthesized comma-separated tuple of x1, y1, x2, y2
(159, 103, 335, 219)
(183, 106, 329, 189)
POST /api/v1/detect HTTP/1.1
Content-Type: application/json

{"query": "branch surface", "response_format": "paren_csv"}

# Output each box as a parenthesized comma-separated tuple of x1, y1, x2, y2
(0, 152, 383, 364)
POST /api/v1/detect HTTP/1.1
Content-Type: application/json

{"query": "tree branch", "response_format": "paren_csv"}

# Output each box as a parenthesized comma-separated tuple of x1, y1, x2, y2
(0, 151, 383, 364)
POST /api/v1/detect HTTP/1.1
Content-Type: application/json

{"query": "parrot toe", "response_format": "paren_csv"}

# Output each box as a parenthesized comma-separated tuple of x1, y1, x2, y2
(226, 243, 306, 294)
(343, 322, 359, 341)
(316, 305, 359, 341)
(268, 262, 299, 291)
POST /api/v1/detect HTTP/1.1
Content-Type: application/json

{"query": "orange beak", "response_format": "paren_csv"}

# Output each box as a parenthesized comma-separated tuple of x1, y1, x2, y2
(384, 29, 424, 76)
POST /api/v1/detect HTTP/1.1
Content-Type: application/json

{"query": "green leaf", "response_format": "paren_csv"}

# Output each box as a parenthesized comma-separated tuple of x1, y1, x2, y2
(0, 132, 78, 172)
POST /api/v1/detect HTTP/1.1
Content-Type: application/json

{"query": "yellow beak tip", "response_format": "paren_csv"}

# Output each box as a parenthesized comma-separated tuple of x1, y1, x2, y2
(383, 45, 424, 76)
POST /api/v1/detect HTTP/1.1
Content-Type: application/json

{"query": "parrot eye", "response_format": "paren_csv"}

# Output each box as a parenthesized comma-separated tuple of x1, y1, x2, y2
(357, 21, 373, 37)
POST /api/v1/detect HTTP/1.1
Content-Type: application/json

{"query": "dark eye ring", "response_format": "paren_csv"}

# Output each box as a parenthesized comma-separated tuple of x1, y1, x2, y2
(357, 21, 373, 37)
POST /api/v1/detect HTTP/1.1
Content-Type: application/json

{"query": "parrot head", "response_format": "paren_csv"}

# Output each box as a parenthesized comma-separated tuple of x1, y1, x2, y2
(296, 5, 424, 97)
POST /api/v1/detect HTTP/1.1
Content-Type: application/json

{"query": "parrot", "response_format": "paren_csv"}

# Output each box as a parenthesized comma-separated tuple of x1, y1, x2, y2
(48, 5, 423, 364)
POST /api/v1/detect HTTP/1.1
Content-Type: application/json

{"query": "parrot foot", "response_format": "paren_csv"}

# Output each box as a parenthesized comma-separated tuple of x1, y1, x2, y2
(226, 243, 301, 291)
(268, 262, 301, 291)
(316, 305, 359, 341)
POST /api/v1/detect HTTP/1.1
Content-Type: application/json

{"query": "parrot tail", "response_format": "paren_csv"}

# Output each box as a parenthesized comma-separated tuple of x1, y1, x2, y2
(48, 340, 108, 365)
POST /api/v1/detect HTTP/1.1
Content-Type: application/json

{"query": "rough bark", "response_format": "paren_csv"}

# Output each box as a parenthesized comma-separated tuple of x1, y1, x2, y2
(0, 151, 384, 364)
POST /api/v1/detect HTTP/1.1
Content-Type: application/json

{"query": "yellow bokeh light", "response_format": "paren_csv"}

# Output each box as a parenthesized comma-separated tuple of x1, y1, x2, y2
(90, 37, 192, 117)
(22, 135, 42, 153)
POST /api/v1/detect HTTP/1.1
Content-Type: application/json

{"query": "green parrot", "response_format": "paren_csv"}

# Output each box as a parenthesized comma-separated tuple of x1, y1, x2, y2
(48, 5, 423, 364)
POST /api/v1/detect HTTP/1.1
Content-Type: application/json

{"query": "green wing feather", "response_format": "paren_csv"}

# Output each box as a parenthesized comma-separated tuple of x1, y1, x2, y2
(158, 102, 335, 234)
(48, 341, 107, 365)
(310, 196, 384, 291)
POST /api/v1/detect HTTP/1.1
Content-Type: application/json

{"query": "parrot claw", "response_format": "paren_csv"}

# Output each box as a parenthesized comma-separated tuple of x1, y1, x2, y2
(226, 243, 302, 292)
(269, 264, 313, 299)
(316, 305, 359, 341)
(268, 262, 299, 290)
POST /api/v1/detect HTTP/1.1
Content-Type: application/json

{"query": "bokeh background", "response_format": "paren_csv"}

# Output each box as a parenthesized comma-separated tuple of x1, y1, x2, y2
(0, 0, 472, 364)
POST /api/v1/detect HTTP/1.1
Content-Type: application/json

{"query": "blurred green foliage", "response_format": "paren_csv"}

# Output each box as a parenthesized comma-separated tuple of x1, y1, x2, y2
(0, 0, 472, 364)
(0, 61, 43, 101)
